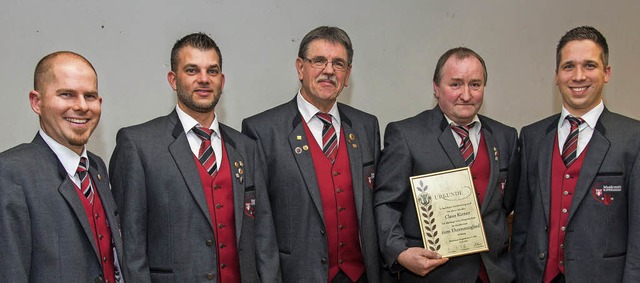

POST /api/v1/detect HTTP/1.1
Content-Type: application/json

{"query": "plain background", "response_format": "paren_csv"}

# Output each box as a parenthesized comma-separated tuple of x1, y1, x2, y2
(2, 1, 639, 162)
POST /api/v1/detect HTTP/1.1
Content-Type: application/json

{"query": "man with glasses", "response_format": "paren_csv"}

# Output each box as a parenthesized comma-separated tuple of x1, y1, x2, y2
(242, 26, 385, 282)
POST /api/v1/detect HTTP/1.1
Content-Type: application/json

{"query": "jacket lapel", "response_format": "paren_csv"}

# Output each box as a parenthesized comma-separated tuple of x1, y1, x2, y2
(568, 120, 610, 222)
(288, 103, 325, 224)
(537, 119, 558, 226)
(167, 113, 214, 228)
(434, 108, 467, 169)
(479, 125, 499, 214)
(220, 127, 246, 243)
(340, 110, 364, 222)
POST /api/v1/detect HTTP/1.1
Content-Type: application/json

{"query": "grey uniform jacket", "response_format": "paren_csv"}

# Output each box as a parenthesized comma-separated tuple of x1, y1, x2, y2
(0, 134, 125, 282)
(511, 109, 640, 282)
(374, 106, 518, 282)
(242, 97, 385, 282)
(109, 110, 280, 282)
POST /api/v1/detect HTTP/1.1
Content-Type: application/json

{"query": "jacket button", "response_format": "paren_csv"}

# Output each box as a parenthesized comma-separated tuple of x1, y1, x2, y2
(321, 230, 325, 236)
(206, 240, 213, 246)
(207, 273, 215, 280)
(321, 258, 328, 264)
(220, 243, 227, 249)
(538, 253, 545, 259)
(221, 263, 227, 269)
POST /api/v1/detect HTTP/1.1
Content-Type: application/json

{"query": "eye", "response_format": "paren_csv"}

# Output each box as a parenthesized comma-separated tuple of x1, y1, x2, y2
(585, 63, 597, 70)
(332, 60, 347, 70)
(185, 67, 197, 74)
(470, 82, 481, 88)
(208, 68, 220, 75)
(561, 64, 574, 71)
(59, 92, 72, 98)
(85, 93, 99, 101)
(450, 82, 461, 88)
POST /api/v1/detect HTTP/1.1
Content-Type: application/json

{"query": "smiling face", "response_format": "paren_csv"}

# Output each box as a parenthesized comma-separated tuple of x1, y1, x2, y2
(168, 46, 225, 118)
(556, 39, 610, 116)
(433, 56, 485, 125)
(296, 39, 351, 113)
(30, 58, 101, 155)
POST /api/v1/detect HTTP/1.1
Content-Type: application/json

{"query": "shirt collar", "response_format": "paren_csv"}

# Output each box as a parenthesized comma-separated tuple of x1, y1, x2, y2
(443, 114, 482, 129)
(176, 105, 220, 138)
(559, 100, 604, 130)
(296, 90, 341, 124)
(39, 129, 88, 177)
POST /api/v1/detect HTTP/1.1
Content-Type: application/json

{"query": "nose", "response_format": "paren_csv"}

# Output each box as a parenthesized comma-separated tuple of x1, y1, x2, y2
(322, 62, 336, 74)
(74, 96, 89, 111)
(573, 66, 586, 81)
(197, 70, 209, 83)
(460, 86, 472, 101)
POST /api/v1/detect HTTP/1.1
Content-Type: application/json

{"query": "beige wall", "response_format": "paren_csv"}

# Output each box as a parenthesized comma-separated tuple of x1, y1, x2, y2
(1, 1, 639, 161)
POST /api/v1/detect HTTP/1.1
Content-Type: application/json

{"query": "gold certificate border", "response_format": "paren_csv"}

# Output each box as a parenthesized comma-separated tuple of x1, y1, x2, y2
(410, 167, 489, 258)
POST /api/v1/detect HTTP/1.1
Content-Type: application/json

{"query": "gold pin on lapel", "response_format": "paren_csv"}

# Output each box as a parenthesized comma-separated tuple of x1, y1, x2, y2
(493, 147, 499, 161)
(303, 145, 309, 151)
(239, 161, 244, 167)
(97, 174, 102, 181)
(349, 133, 355, 141)
(352, 144, 358, 149)
(238, 168, 244, 175)
(296, 135, 303, 141)
(234, 161, 239, 168)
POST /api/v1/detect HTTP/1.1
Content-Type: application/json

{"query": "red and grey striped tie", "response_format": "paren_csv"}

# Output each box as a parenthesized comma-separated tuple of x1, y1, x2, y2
(452, 122, 476, 166)
(76, 157, 95, 203)
(193, 126, 217, 175)
(317, 113, 338, 163)
(562, 116, 584, 167)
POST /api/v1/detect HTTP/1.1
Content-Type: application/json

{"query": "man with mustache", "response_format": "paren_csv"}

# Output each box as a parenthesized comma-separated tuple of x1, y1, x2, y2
(0, 51, 125, 282)
(242, 26, 386, 282)
(374, 47, 518, 282)
(511, 26, 640, 282)
(109, 32, 280, 282)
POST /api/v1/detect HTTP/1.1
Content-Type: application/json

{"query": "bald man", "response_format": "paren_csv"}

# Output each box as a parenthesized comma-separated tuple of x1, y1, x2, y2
(0, 51, 125, 282)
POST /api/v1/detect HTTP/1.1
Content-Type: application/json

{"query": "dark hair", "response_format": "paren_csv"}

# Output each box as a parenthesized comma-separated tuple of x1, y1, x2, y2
(170, 32, 222, 72)
(34, 51, 97, 91)
(556, 26, 608, 71)
(298, 26, 353, 65)
(433, 47, 487, 86)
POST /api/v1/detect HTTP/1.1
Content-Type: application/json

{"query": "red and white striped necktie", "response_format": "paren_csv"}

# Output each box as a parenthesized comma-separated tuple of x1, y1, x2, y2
(317, 113, 338, 163)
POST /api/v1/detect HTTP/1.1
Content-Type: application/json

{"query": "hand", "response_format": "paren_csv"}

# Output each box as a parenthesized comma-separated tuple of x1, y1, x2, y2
(397, 247, 449, 276)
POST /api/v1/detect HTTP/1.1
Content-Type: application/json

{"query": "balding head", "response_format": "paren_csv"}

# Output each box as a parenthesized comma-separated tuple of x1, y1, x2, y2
(34, 51, 97, 93)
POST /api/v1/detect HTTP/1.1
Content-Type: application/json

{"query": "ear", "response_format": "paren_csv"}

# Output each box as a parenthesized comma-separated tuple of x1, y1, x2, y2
(344, 65, 352, 88)
(296, 57, 304, 82)
(167, 71, 177, 91)
(29, 90, 43, 115)
(604, 65, 611, 83)
(220, 72, 226, 89)
(432, 82, 440, 98)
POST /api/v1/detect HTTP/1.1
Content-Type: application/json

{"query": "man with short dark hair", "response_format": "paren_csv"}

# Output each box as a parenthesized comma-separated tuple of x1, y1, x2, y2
(0, 51, 125, 282)
(110, 32, 280, 282)
(511, 26, 640, 282)
(242, 26, 385, 282)
(374, 47, 518, 282)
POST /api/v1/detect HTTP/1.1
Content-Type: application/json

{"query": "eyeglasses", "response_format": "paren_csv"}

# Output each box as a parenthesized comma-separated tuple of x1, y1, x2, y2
(303, 57, 349, 72)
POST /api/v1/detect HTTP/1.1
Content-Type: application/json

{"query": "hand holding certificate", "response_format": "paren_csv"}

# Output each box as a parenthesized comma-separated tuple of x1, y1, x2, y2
(410, 167, 488, 258)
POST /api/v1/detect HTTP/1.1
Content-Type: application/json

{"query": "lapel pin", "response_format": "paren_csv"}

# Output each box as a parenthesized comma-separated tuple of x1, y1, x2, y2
(239, 176, 244, 184)
(352, 144, 358, 149)
(303, 145, 309, 151)
(97, 174, 102, 181)
(296, 135, 303, 141)
(493, 147, 499, 161)
(234, 161, 239, 168)
(235, 173, 240, 178)
(239, 161, 243, 167)
(238, 168, 244, 175)
(349, 133, 355, 141)
(295, 147, 302, 154)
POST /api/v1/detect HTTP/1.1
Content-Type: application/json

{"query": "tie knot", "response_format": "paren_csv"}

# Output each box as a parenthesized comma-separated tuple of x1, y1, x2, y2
(316, 113, 332, 125)
(451, 122, 475, 137)
(193, 126, 213, 141)
(77, 157, 88, 174)
(566, 116, 584, 127)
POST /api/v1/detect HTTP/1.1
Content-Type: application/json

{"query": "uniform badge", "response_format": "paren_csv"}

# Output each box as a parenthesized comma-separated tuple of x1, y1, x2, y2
(244, 194, 256, 219)
(366, 168, 375, 189)
(591, 182, 622, 205)
(499, 177, 507, 195)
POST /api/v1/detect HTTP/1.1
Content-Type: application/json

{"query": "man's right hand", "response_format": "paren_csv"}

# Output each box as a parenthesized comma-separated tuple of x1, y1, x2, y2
(397, 247, 449, 276)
